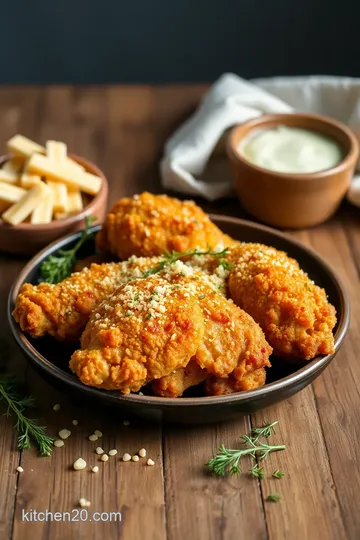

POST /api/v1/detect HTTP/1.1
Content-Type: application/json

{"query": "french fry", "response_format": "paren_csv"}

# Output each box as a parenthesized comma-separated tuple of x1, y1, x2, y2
(54, 212, 69, 220)
(2, 157, 24, 174)
(28, 153, 102, 195)
(46, 140, 67, 162)
(67, 191, 83, 214)
(0, 182, 26, 204)
(7, 135, 45, 159)
(0, 170, 20, 185)
(2, 182, 49, 225)
(47, 180, 68, 213)
(31, 191, 53, 224)
(20, 174, 41, 189)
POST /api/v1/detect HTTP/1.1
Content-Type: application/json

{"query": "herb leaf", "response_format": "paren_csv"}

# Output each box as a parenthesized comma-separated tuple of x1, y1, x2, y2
(40, 216, 97, 284)
(0, 375, 53, 456)
(272, 470, 285, 479)
(251, 420, 278, 442)
(267, 493, 281, 502)
(249, 464, 266, 479)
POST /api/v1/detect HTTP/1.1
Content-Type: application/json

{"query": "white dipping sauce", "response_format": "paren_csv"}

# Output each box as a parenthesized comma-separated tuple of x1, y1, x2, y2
(240, 126, 343, 174)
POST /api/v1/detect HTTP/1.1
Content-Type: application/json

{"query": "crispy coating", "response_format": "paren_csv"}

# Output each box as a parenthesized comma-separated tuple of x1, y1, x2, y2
(96, 192, 234, 259)
(69, 277, 205, 393)
(152, 359, 208, 397)
(13, 253, 229, 342)
(205, 368, 267, 396)
(227, 244, 337, 361)
(12, 257, 160, 341)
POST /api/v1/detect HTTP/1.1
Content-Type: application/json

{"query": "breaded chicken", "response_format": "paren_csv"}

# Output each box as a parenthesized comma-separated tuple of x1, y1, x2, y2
(12, 257, 160, 341)
(96, 192, 234, 260)
(13, 253, 229, 342)
(227, 244, 337, 361)
(152, 359, 208, 397)
(205, 368, 267, 396)
(69, 277, 205, 393)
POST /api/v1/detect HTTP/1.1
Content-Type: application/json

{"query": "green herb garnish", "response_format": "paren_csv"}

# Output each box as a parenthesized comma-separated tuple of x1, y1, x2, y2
(251, 420, 278, 442)
(0, 375, 53, 456)
(40, 216, 97, 284)
(272, 470, 285, 479)
(142, 247, 232, 278)
(267, 493, 281, 502)
(249, 464, 266, 479)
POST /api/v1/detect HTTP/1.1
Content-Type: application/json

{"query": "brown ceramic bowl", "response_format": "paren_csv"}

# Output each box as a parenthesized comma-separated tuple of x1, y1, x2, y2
(227, 113, 359, 229)
(0, 153, 108, 254)
(8, 216, 349, 424)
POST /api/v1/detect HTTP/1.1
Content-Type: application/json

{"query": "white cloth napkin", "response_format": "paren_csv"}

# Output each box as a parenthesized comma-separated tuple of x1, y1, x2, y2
(160, 73, 360, 206)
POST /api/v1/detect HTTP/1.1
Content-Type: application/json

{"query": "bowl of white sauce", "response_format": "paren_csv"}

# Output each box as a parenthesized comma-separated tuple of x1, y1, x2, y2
(227, 114, 359, 228)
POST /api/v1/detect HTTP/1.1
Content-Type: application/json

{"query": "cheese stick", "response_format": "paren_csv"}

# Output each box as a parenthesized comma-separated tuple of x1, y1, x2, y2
(2, 182, 49, 225)
(46, 140, 67, 162)
(2, 157, 24, 174)
(20, 174, 41, 189)
(31, 191, 53, 224)
(0, 182, 26, 203)
(0, 170, 20, 185)
(67, 191, 83, 213)
(28, 153, 102, 195)
(47, 180, 68, 213)
(7, 135, 45, 159)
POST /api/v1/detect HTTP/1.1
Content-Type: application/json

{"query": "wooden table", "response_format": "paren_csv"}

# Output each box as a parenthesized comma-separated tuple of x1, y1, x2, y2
(0, 86, 359, 540)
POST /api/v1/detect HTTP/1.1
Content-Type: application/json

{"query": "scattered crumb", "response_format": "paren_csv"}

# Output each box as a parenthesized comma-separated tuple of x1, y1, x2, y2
(89, 434, 98, 442)
(138, 392, 144, 396)
(108, 449, 118, 457)
(139, 448, 147, 458)
(132, 455, 139, 462)
(53, 404, 60, 411)
(123, 420, 130, 426)
(58, 429, 71, 440)
(122, 453, 131, 462)
(54, 439, 65, 448)
(79, 498, 91, 508)
(92, 466, 99, 473)
(95, 447, 104, 455)
(94, 430, 103, 438)
(147, 459, 155, 466)
(72, 420, 78, 426)
(73, 458, 87, 471)
(16, 466, 24, 473)
(100, 454, 109, 462)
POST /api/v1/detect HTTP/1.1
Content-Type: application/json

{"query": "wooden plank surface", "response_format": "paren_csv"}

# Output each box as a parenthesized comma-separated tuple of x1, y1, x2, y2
(0, 86, 359, 540)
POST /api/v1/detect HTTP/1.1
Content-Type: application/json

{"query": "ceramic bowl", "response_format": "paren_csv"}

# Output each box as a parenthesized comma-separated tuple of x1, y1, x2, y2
(7, 216, 349, 424)
(0, 154, 108, 254)
(227, 113, 359, 229)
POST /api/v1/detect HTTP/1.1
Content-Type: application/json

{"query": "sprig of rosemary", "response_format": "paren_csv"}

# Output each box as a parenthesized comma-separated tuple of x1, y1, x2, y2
(206, 420, 285, 476)
(142, 247, 234, 278)
(272, 470, 285, 479)
(40, 216, 97, 284)
(0, 375, 53, 456)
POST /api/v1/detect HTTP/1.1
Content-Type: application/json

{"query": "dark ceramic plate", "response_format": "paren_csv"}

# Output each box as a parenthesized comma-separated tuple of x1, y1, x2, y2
(8, 217, 349, 424)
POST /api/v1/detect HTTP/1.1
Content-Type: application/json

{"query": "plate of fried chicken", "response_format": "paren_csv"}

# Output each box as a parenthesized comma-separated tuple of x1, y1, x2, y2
(8, 193, 349, 423)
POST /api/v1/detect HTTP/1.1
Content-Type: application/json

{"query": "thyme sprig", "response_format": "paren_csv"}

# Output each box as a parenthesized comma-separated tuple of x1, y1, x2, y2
(0, 375, 53, 456)
(142, 247, 234, 278)
(251, 420, 278, 442)
(40, 216, 97, 284)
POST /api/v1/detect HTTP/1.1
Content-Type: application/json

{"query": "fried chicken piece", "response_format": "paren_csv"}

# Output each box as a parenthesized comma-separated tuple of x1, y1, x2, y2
(69, 277, 205, 393)
(205, 368, 267, 396)
(96, 192, 234, 260)
(12, 257, 160, 341)
(227, 244, 337, 361)
(151, 271, 272, 396)
(152, 359, 208, 397)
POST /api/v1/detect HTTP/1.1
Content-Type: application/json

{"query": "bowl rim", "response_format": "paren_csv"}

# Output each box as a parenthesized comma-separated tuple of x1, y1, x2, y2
(7, 215, 350, 407)
(0, 153, 108, 231)
(227, 112, 359, 180)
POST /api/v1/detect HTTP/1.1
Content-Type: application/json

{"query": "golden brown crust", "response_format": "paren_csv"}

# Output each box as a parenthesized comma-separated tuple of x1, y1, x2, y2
(152, 359, 208, 397)
(69, 277, 205, 393)
(205, 367, 267, 396)
(227, 243, 337, 361)
(96, 192, 234, 259)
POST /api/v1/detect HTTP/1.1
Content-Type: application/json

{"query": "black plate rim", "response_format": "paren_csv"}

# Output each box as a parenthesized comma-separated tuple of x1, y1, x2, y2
(7, 215, 350, 408)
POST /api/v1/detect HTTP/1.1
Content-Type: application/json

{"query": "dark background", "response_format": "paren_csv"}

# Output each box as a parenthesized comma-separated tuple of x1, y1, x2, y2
(3, 0, 360, 84)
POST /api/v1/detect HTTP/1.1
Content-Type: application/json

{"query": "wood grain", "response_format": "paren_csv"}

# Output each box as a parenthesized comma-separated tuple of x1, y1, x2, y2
(0, 86, 359, 540)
